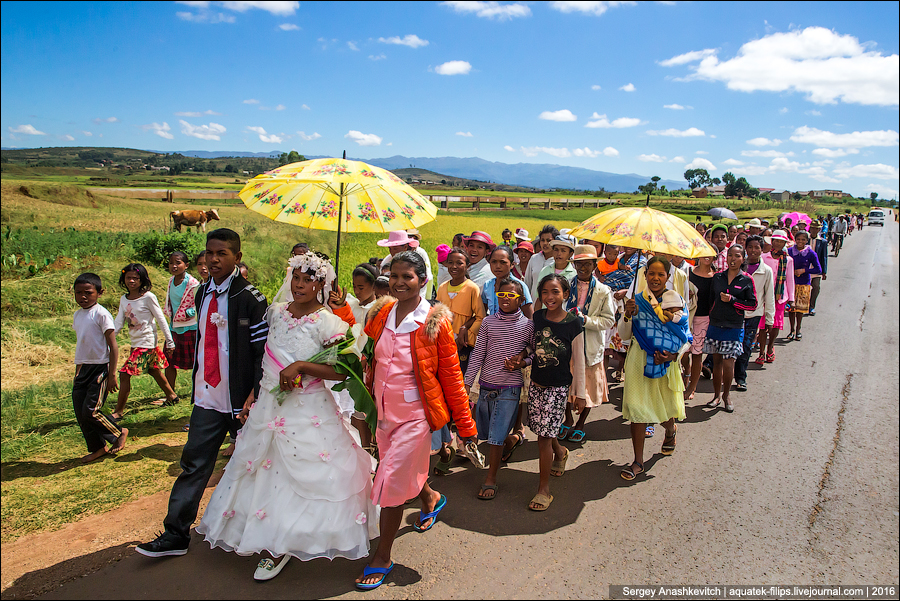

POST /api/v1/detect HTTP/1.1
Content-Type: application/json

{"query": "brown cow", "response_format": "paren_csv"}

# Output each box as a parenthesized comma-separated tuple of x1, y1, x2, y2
(170, 209, 220, 232)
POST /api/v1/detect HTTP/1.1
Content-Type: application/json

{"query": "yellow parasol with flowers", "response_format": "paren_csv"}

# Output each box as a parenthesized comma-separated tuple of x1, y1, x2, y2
(239, 154, 438, 274)
(569, 206, 716, 259)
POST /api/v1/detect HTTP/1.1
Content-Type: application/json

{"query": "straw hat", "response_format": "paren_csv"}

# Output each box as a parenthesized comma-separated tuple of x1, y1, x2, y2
(571, 244, 599, 261)
(549, 234, 577, 251)
(377, 230, 420, 248)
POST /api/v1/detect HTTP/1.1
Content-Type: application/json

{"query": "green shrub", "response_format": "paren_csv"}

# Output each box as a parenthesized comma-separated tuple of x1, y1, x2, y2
(133, 230, 206, 268)
(1, 226, 138, 277)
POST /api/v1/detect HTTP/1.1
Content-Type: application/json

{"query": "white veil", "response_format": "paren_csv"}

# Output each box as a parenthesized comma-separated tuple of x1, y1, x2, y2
(273, 252, 337, 305)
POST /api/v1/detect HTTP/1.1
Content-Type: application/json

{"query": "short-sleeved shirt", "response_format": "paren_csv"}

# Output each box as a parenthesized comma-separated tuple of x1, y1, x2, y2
(481, 274, 532, 316)
(530, 309, 583, 388)
(74, 304, 116, 365)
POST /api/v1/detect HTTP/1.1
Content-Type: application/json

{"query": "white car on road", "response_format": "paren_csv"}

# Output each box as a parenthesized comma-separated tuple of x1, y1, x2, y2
(867, 209, 885, 226)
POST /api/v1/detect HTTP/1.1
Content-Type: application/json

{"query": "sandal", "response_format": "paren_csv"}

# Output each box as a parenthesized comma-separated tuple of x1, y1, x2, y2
(765, 352, 776, 363)
(413, 494, 447, 533)
(550, 449, 568, 477)
(706, 397, 721, 409)
(795, 332, 803, 341)
(568, 429, 586, 443)
(786, 332, 796, 341)
(528, 493, 553, 511)
(432, 446, 456, 476)
(356, 562, 395, 591)
(754, 355, 765, 366)
(661, 426, 676, 455)
(620, 461, 644, 481)
(501, 433, 524, 462)
(557, 424, 571, 440)
(724, 398, 735, 413)
(477, 484, 498, 500)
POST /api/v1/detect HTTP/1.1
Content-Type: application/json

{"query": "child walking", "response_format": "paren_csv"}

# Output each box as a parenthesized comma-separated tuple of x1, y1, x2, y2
(113, 263, 178, 418)
(512, 273, 586, 511)
(164, 252, 200, 391)
(72, 273, 128, 463)
(464, 277, 534, 500)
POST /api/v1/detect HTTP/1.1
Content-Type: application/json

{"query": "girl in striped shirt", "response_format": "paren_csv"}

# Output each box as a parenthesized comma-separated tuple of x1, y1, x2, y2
(464, 278, 534, 501)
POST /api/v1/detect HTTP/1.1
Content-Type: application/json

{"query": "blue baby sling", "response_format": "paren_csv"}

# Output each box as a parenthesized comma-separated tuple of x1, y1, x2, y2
(631, 292, 692, 379)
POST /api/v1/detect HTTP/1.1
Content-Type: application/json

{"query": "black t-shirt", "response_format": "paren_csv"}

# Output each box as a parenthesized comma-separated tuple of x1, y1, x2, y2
(531, 309, 583, 388)
(690, 270, 714, 317)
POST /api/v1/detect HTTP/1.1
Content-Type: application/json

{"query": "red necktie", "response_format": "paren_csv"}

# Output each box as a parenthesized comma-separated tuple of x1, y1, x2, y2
(204, 292, 221, 388)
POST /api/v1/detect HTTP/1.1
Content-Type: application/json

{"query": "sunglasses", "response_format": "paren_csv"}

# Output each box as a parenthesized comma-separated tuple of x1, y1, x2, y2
(496, 291, 521, 299)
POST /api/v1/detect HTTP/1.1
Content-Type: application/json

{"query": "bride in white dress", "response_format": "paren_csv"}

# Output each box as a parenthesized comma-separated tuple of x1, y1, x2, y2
(197, 253, 379, 580)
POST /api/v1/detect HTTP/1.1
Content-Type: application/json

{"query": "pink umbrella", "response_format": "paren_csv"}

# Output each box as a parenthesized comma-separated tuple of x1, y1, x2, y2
(783, 211, 811, 227)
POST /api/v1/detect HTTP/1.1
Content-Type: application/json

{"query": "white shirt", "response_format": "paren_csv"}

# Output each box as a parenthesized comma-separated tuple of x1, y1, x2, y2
(467, 258, 494, 291)
(524, 252, 554, 291)
(114, 292, 174, 350)
(381, 246, 433, 299)
(74, 304, 116, 365)
(194, 269, 236, 414)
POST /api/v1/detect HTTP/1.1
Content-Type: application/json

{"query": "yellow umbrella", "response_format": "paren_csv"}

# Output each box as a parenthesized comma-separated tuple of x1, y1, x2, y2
(239, 156, 438, 273)
(569, 206, 716, 259)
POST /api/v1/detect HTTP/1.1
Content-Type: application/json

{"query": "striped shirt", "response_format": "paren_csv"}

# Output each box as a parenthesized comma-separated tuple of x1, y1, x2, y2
(464, 309, 534, 389)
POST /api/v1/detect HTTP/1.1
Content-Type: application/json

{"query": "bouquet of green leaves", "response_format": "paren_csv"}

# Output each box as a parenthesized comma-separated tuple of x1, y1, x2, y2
(270, 323, 377, 433)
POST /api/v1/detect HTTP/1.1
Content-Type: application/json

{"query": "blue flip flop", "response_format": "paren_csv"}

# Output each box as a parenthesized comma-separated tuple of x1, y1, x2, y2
(356, 562, 394, 591)
(557, 424, 571, 440)
(568, 429, 586, 443)
(412, 494, 447, 533)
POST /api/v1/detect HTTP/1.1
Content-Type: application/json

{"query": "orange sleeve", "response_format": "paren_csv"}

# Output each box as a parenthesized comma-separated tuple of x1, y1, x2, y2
(331, 302, 356, 326)
(435, 319, 477, 438)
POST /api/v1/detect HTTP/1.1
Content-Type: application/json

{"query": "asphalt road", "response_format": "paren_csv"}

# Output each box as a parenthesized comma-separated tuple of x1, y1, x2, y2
(41, 224, 899, 599)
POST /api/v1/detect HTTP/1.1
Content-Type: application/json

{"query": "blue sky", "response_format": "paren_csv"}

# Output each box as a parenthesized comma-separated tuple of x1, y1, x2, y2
(2, 1, 898, 197)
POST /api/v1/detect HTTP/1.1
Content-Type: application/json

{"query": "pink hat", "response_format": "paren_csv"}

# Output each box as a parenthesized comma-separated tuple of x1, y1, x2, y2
(515, 241, 534, 254)
(463, 230, 495, 250)
(377, 230, 420, 248)
(435, 243, 451, 263)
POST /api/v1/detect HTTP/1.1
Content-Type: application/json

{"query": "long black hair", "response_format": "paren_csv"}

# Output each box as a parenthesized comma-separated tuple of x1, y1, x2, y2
(119, 263, 152, 294)
(538, 273, 570, 298)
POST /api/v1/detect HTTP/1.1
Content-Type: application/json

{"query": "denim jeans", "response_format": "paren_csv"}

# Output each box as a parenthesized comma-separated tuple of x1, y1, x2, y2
(734, 315, 762, 384)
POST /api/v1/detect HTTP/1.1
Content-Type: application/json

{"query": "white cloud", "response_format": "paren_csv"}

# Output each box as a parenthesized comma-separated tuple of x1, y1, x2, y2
(746, 137, 782, 146)
(790, 126, 899, 148)
(584, 113, 643, 128)
(662, 27, 900, 107)
(216, 1, 298, 16)
(685, 158, 716, 171)
(779, 107, 789, 114)
(378, 34, 429, 48)
(82, 131, 93, 137)
(572, 147, 617, 158)
(369, 54, 387, 61)
(143, 122, 174, 139)
(433, 60, 472, 75)
(176, 10, 235, 23)
(591, 85, 602, 91)
(658, 48, 717, 67)
(246, 126, 282, 144)
(646, 127, 705, 137)
(297, 131, 321, 141)
(442, 1, 531, 20)
(456, 131, 474, 137)
(741, 149, 793, 158)
(670, 156, 685, 163)
(695, 150, 709, 155)
(347, 41, 358, 51)
(619, 83, 636, 92)
(833, 162, 899, 180)
(638, 154, 666, 162)
(60, 134, 75, 141)
(806, 109, 822, 116)
(732, 164, 769, 177)
(866, 183, 898, 199)
(539, 109, 577, 122)
(243, 99, 260, 104)
(8, 124, 46, 135)
(722, 158, 745, 166)
(663, 103, 685, 110)
(301, 104, 310, 110)
(176, 111, 203, 117)
(345, 130, 382, 146)
(549, 1, 637, 17)
(274, 104, 286, 111)
(92, 117, 118, 124)
(279, 23, 299, 31)
(811, 148, 859, 158)
(521, 146, 571, 158)
(503, 145, 516, 152)
(179, 120, 226, 141)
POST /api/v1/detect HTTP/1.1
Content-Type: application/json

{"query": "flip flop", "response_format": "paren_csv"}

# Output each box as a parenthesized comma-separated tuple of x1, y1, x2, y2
(765, 352, 776, 363)
(557, 424, 571, 440)
(355, 562, 394, 591)
(620, 461, 644, 481)
(432, 446, 456, 476)
(528, 493, 553, 511)
(477, 484, 498, 500)
(754, 356, 765, 366)
(413, 494, 447, 532)
(568, 429, 586, 443)
(550, 449, 568, 477)
(501, 433, 524, 462)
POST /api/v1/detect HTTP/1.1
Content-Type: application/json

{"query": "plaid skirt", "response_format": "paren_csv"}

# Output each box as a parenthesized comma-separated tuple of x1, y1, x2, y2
(119, 346, 168, 376)
(170, 329, 197, 370)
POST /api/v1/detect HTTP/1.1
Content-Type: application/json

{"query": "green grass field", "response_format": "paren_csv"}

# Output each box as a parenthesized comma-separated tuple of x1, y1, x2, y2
(0, 175, 866, 542)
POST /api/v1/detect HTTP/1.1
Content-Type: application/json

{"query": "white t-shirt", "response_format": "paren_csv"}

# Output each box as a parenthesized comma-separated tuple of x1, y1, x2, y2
(114, 292, 174, 350)
(74, 304, 116, 365)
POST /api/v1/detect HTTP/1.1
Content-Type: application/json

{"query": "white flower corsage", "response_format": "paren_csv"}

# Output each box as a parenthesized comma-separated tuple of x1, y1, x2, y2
(209, 312, 227, 328)
(355, 512, 367, 525)
(255, 509, 267, 520)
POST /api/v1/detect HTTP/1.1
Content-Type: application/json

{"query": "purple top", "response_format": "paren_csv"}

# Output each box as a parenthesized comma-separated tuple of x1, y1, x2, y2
(787, 245, 822, 286)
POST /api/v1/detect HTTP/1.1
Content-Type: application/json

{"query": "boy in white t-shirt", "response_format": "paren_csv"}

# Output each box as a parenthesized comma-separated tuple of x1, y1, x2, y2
(72, 273, 128, 463)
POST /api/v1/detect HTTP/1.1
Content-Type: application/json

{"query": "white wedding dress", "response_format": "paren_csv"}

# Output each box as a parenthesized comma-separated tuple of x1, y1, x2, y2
(197, 304, 379, 562)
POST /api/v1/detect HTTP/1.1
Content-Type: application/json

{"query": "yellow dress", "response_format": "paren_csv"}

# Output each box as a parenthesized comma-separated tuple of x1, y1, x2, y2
(618, 315, 686, 424)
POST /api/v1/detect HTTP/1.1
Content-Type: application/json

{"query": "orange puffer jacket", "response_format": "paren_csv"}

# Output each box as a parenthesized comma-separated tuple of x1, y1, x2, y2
(364, 297, 477, 438)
